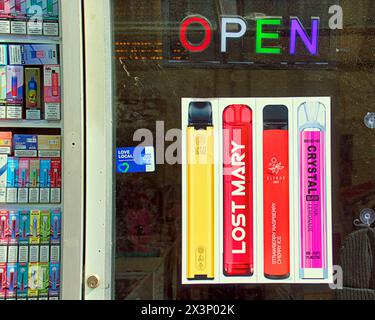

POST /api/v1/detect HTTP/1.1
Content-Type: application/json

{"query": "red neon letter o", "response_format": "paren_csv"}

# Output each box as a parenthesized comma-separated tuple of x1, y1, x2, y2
(180, 16, 212, 52)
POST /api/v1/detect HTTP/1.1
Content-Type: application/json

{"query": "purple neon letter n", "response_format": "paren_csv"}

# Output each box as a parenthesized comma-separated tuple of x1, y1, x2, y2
(290, 18, 319, 55)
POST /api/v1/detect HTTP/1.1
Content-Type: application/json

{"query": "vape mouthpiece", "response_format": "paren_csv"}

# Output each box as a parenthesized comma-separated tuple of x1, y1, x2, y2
(299, 101, 326, 129)
(188, 102, 213, 129)
(263, 105, 288, 130)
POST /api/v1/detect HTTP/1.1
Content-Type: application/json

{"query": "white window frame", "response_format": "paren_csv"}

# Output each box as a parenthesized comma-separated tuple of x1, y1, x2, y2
(83, 0, 114, 300)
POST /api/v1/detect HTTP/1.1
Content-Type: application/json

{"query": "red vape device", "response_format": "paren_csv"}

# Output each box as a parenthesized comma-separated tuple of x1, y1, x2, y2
(223, 105, 253, 276)
(263, 105, 290, 279)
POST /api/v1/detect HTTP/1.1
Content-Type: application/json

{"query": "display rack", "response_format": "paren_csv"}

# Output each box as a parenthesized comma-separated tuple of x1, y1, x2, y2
(0, 0, 63, 301)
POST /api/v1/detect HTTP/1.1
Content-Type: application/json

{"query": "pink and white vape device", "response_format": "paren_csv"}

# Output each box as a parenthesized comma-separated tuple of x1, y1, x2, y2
(298, 101, 328, 279)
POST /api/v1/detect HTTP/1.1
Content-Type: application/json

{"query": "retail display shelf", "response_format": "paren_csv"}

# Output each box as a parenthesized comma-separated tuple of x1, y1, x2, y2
(0, 120, 62, 129)
(0, 203, 62, 210)
(0, 34, 61, 44)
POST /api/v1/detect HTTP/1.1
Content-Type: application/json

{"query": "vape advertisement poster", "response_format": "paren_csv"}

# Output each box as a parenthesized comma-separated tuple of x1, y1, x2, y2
(181, 97, 332, 284)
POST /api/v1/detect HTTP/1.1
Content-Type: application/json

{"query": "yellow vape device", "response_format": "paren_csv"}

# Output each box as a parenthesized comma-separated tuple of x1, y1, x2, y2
(187, 102, 215, 280)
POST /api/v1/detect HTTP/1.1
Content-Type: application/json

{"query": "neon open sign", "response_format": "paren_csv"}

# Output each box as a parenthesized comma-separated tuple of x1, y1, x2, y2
(179, 6, 343, 56)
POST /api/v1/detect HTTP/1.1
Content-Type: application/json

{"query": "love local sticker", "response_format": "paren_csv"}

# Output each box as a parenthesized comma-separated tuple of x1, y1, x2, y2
(116, 146, 155, 173)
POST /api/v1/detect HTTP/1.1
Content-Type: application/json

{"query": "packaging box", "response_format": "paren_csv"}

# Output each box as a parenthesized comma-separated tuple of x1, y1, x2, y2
(39, 243, 49, 262)
(0, 132, 11, 154)
(0, 45, 7, 65)
(28, 244, 38, 300)
(0, 263, 6, 299)
(50, 158, 60, 203)
(25, 68, 41, 120)
(0, 66, 6, 119)
(38, 245, 49, 299)
(29, 243, 38, 262)
(17, 263, 28, 300)
(39, 159, 50, 203)
(26, 0, 43, 17)
(6, 66, 23, 120)
(5, 263, 17, 300)
(42, 0, 57, 18)
(49, 244, 59, 299)
(28, 158, 39, 203)
(18, 244, 28, 263)
(6, 157, 18, 203)
(38, 262, 49, 299)
(27, 262, 38, 299)
(7, 244, 17, 263)
(10, 0, 26, 17)
(38, 135, 61, 158)
(10, 0, 27, 35)
(0, 0, 10, 35)
(9, 44, 58, 65)
(50, 244, 59, 263)
(40, 210, 50, 244)
(48, 262, 59, 299)
(19, 210, 29, 244)
(6, 65, 23, 103)
(0, 154, 7, 203)
(29, 210, 40, 244)
(0, 210, 8, 245)
(42, 0, 58, 36)
(8, 210, 18, 245)
(0, 0, 11, 18)
(26, 0, 42, 36)
(43, 65, 60, 120)
(0, 245, 6, 264)
(44, 65, 60, 102)
(50, 209, 60, 244)
(13, 134, 38, 157)
(17, 158, 29, 203)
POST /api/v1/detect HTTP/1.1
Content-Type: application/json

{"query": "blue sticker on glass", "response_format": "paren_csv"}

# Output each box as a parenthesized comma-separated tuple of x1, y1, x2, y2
(116, 147, 155, 173)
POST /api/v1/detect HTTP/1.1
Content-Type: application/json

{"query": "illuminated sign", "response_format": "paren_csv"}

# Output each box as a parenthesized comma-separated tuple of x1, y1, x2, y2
(179, 6, 342, 56)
